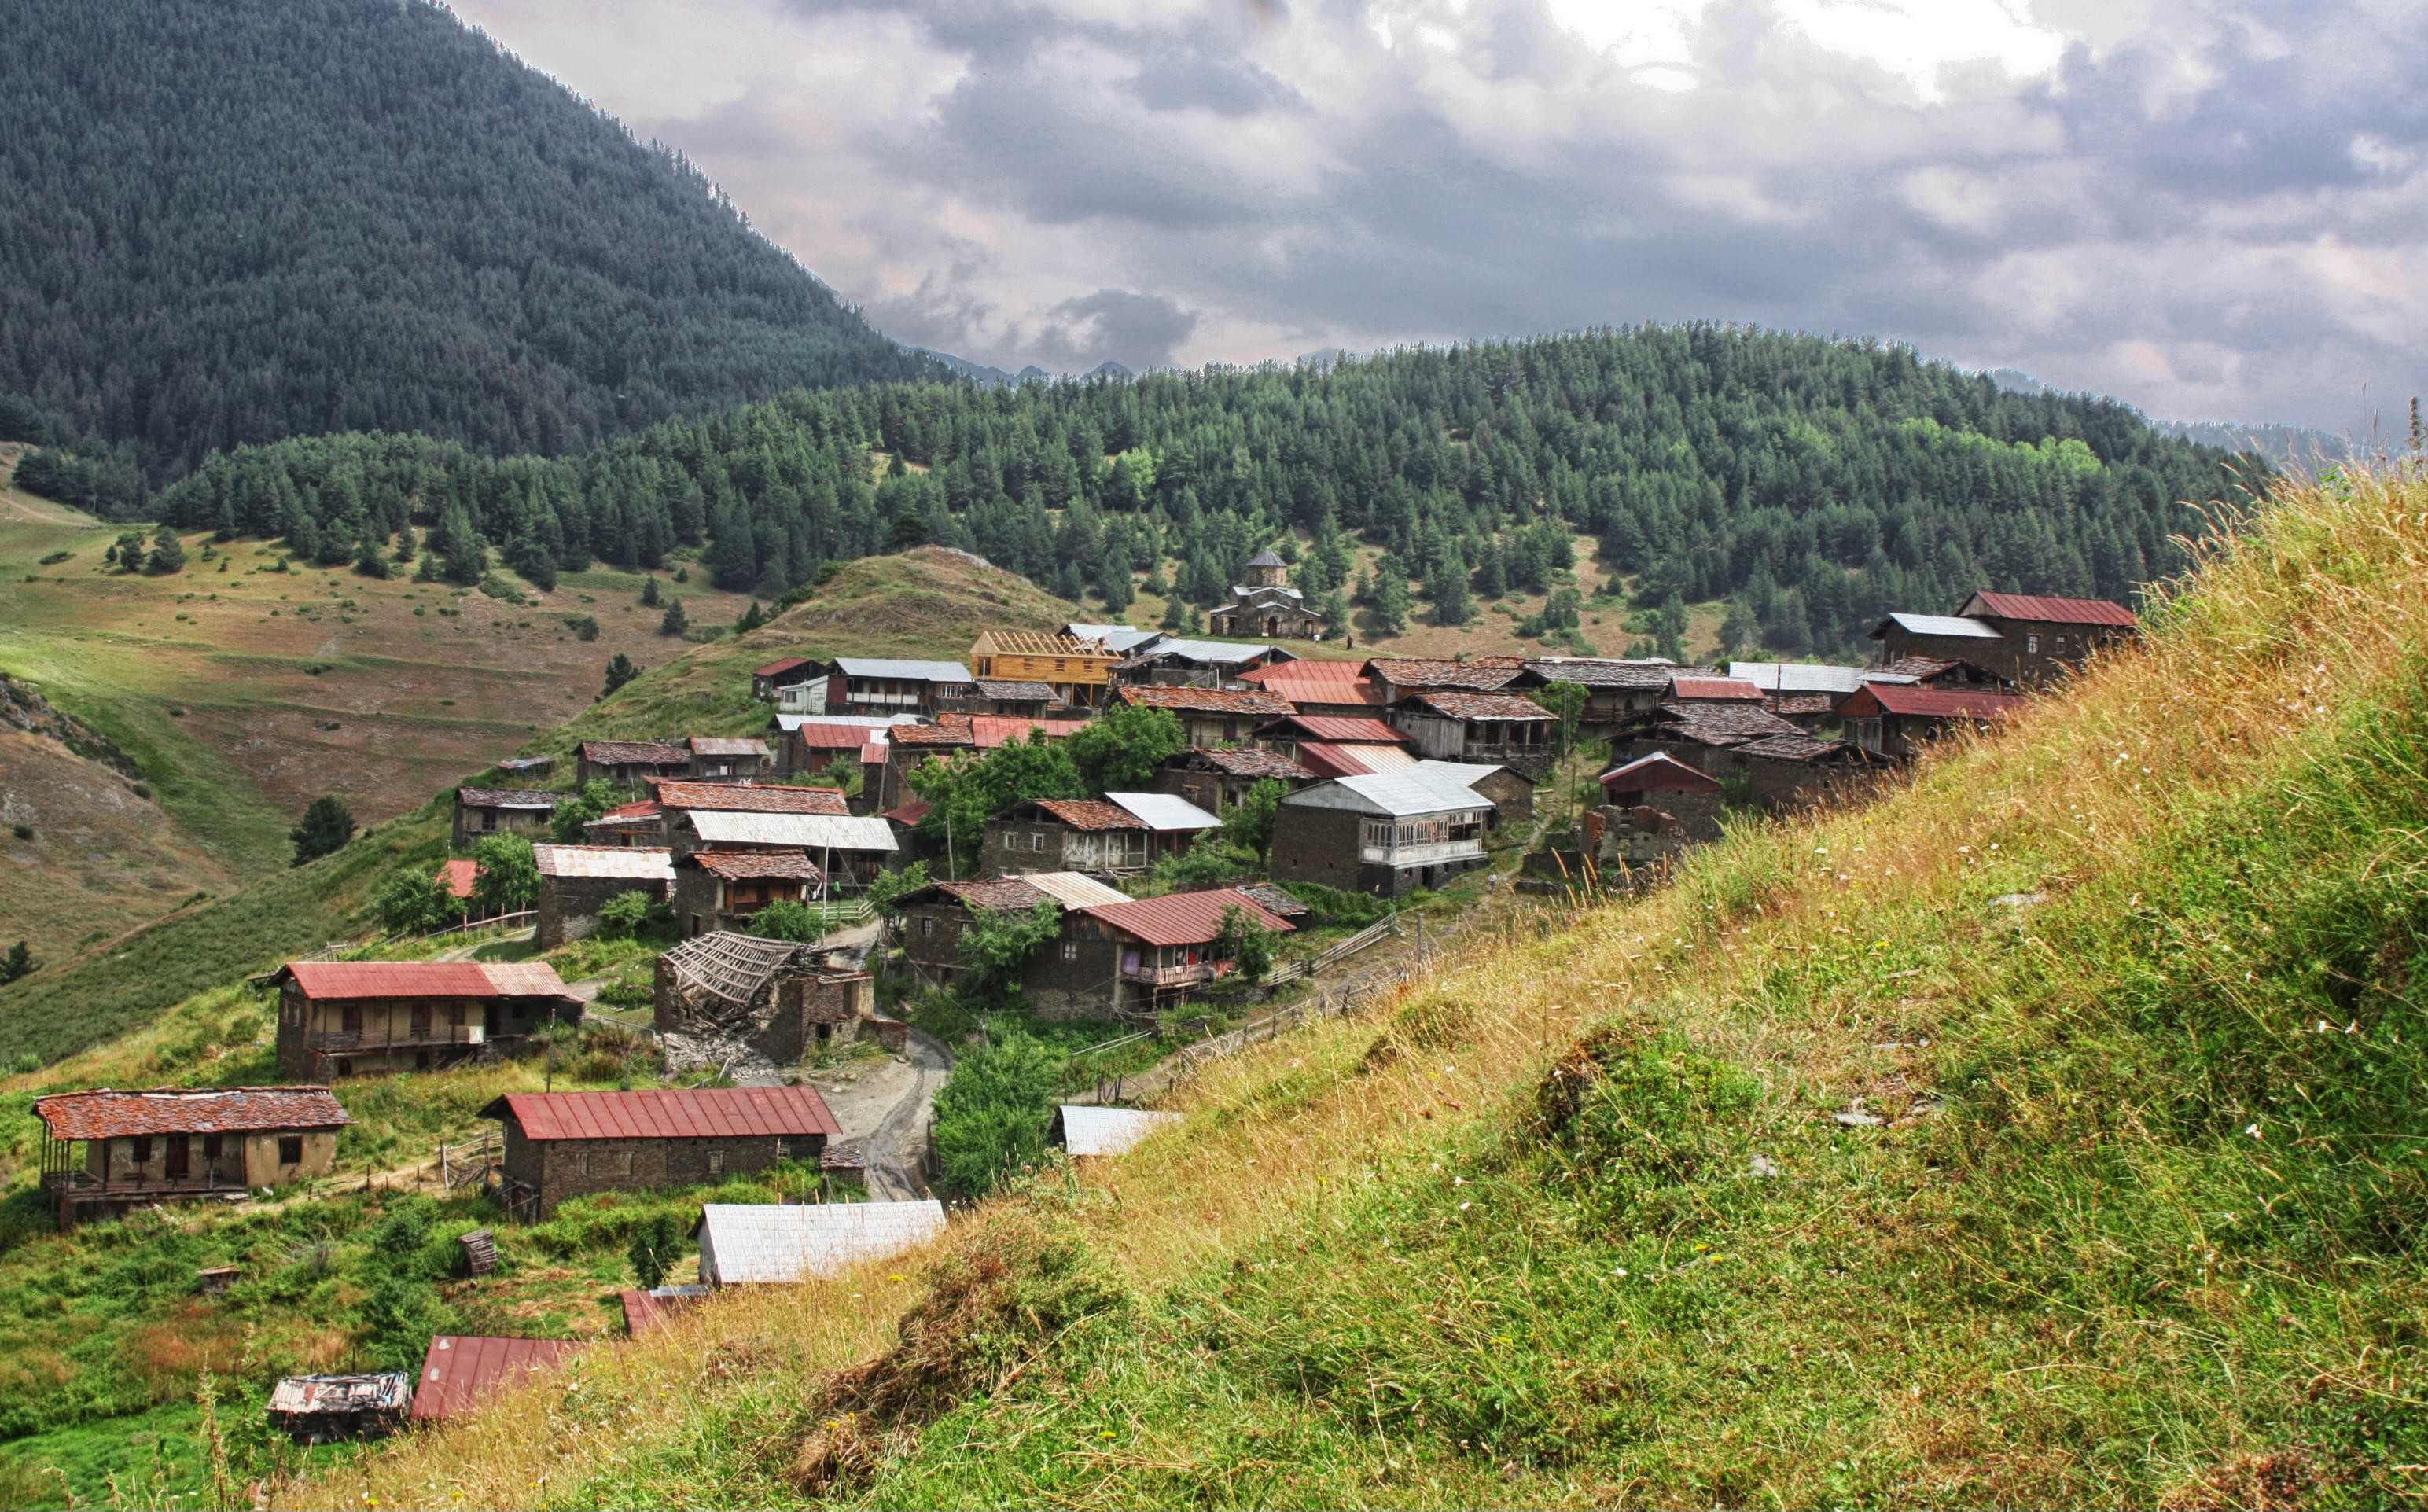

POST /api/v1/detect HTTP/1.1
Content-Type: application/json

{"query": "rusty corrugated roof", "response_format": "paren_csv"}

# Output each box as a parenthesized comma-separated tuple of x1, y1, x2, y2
(687, 737, 773, 759)
(1079, 888, 1296, 947)
(651, 781, 848, 815)
(683, 851, 823, 881)
(487, 1085, 842, 1142)
(1113, 686, 1293, 716)
(1843, 683, 2028, 720)
(1961, 590, 2137, 627)
(437, 859, 480, 900)
(1263, 714, 1406, 743)
(579, 740, 690, 767)
(796, 722, 882, 750)
(752, 657, 817, 679)
(1666, 678, 1764, 701)
(1404, 690, 1554, 720)
(279, 961, 499, 999)
(410, 1336, 586, 1421)
(34, 1087, 351, 1139)
(1029, 798, 1146, 831)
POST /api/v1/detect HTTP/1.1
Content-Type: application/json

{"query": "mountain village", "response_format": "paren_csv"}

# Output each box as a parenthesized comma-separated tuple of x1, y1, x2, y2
(24, 543, 2138, 1444)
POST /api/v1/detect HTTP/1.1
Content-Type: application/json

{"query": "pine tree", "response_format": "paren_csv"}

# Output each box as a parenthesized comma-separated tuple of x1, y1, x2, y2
(600, 652, 638, 699)
(145, 524, 186, 574)
(1429, 541, 1473, 627)
(660, 598, 688, 637)
(734, 601, 765, 634)
(641, 576, 661, 607)
(352, 531, 390, 579)
(289, 795, 356, 866)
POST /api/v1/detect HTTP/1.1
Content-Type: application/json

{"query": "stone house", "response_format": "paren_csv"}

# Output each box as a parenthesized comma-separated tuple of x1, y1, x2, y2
(669, 808, 899, 888)
(967, 631, 1124, 708)
(900, 880, 1294, 1019)
(577, 739, 691, 789)
(451, 787, 557, 849)
(1386, 690, 1556, 774)
(893, 872, 1129, 999)
(1837, 682, 2029, 760)
(1273, 770, 1494, 896)
(1507, 658, 1687, 726)
(1953, 590, 2138, 685)
(653, 933, 888, 1061)
(684, 737, 773, 782)
(1728, 734, 1882, 808)
(1208, 549, 1326, 639)
(31, 1087, 349, 1228)
(1108, 684, 1293, 745)
(582, 800, 664, 847)
(868, 714, 1091, 810)
(1150, 746, 1315, 817)
(1596, 750, 1724, 840)
(533, 844, 675, 948)
(673, 851, 823, 939)
(481, 1085, 843, 1219)
(980, 793, 1218, 877)
(271, 961, 581, 1080)
(784, 722, 885, 779)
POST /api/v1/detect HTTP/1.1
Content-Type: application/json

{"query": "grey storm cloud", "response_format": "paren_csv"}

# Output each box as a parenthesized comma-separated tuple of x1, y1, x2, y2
(451, 0, 2426, 429)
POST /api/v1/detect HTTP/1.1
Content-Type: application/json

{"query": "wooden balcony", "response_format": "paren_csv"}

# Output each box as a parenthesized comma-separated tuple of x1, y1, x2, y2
(309, 1025, 488, 1052)
(1120, 960, 1227, 988)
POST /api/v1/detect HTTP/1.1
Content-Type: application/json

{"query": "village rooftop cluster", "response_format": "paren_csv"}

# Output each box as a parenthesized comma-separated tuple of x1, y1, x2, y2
(25, 551, 2135, 1442)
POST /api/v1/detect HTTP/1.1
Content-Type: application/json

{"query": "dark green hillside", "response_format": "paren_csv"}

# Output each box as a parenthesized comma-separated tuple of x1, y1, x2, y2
(160, 328, 2262, 656)
(0, 0, 930, 494)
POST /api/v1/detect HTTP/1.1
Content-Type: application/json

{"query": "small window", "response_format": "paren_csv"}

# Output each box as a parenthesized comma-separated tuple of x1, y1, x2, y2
(130, 1136, 153, 1166)
(1061, 940, 1080, 961)
(706, 1150, 725, 1175)
(278, 1136, 304, 1165)
(920, 917, 935, 937)
(776, 1139, 792, 1159)
(1032, 832, 1048, 852)
(2025, 634, 2040, 654)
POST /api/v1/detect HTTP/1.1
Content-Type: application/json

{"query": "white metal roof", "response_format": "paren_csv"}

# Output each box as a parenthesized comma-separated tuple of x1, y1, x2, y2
(1060, 1105, 1182, 1157)
(1283, 771, 1491, 818)
(771, 713, 927, 733)
(1881, 613, 2001, 640)
(1412, 760, 1527, 789)
(1021, 871, 1131, 908)
(1063, 624, 1166, 653)
(696, 1201, 947, 1285)
(683, 811, 899, 852)
(1727, 661, 1915, 694)
(532, 845, 677, 881)
(1131, 638, 1279, 665)
(1105, 792, 1222, 831)
(833, 657, 973, 683)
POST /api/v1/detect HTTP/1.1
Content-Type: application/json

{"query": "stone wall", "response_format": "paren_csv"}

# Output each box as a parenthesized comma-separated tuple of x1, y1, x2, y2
(513, 1131, 822, 1217)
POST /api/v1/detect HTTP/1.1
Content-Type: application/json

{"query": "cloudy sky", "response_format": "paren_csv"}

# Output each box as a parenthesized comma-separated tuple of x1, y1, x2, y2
(450, 0, 2422, 432)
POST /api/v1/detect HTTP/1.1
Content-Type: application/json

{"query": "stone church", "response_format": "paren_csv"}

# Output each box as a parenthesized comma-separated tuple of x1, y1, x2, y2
(1208, 548, 1327, 640)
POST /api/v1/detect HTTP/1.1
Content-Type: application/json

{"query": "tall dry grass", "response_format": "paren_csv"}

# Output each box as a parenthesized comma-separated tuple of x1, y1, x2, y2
(295, 469, 2428, 1510)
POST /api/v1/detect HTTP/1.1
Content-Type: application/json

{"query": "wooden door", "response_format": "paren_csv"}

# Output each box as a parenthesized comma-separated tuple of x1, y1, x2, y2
(165, 1135, 189, 1179)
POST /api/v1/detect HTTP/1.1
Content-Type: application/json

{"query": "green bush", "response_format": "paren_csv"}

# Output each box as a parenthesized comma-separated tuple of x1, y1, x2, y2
(929, 1031, 1063, 1199)
(594, 889, 658, 939)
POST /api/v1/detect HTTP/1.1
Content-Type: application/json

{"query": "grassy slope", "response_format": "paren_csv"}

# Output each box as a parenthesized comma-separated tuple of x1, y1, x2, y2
(0, 443, 755, 904)
(0, 548, 1076, 1067)
(304, 470, 2425, 1510)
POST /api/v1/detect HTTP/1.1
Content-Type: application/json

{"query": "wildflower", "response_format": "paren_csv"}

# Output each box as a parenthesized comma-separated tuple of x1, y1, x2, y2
(1611, 1267, 1628, 1278)
(2246, 1124, 2262, 1139)
(1459, 1201, 1471, 1212)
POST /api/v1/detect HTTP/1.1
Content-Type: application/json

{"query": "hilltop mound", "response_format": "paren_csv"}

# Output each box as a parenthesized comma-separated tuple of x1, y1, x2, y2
(308, 469, 2426, 1509)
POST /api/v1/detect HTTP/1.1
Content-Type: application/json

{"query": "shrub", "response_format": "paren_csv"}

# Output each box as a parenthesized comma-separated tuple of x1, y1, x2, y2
(595, 890, 657, 939)
(929, 1031, 1063, 1198)
(372, 867, 457, 937)
(288, 796, 356, 866)
(746, 898, 822, 942)
(469, 833, 538, 914)
(627, 1212, 683, 1289)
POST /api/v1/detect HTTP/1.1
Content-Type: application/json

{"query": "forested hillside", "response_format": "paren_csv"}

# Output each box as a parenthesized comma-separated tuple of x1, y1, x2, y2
(0, 0, 929, 501)
(157, 328, 2258, 657)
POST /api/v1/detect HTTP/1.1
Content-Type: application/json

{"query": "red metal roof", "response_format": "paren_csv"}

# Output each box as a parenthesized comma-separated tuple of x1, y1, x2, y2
(596, 800, 661, 821)
(752, 656, 817, 679)
(410, 1336, 587, 1421)
(1114, 686, 1294, 716)
(1842, 682, 2028, 720)
(1238, 657, 1371, 686)
(650, 781, 848, 815)
(1264, 715, 1406, 743)
(879, 801, 931, 826)
(279, 961, 500, 999)
(487, 1085, 842, 1142)
(1080, 887, 1296, 947)
(970, 716, 1091, 748)
(437, 858, 480, 901)
(1667, 678, 1764, 701)
(34, 1087, 351, 1139)
(1962, 590, 2137, 627)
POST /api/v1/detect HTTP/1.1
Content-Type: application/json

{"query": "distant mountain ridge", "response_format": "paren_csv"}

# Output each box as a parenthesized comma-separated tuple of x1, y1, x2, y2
(0, 0, 935, 488)
(1984, 369, 2351, 467)
(917, 350, 1135, 385)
